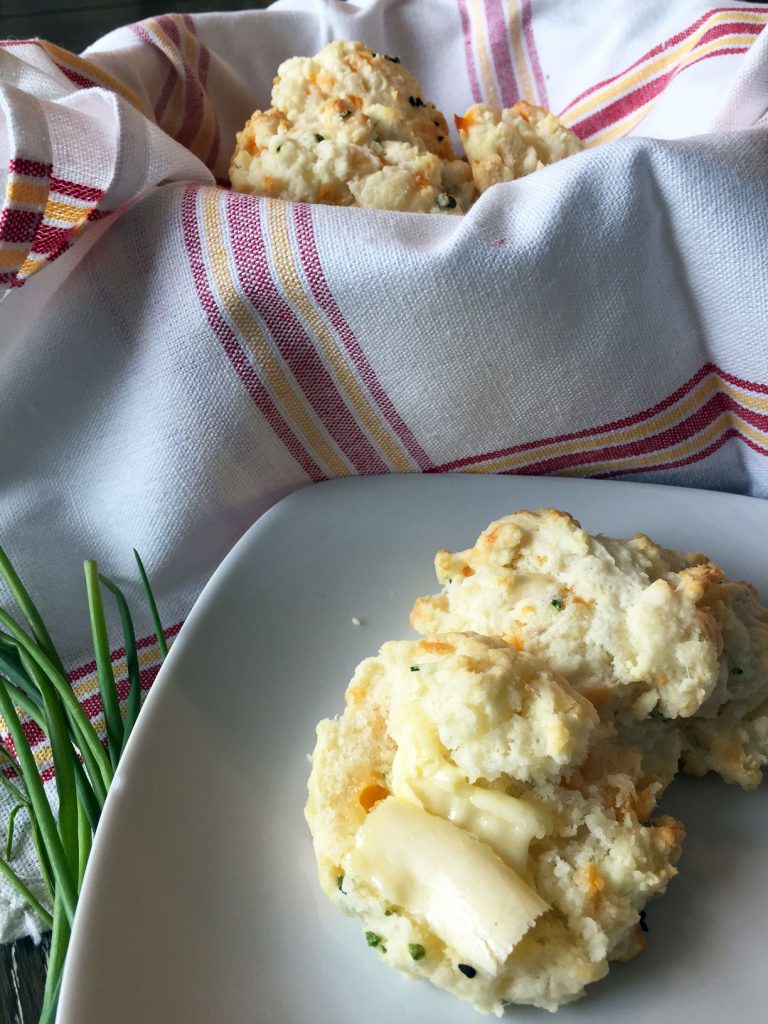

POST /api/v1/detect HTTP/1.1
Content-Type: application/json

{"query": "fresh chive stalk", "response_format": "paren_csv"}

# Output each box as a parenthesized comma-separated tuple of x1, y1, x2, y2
(84, 562, 124, 769)
(99, 575, 141, 753)
(0, 549, 168, 1021)
(134, 550, 168, 658)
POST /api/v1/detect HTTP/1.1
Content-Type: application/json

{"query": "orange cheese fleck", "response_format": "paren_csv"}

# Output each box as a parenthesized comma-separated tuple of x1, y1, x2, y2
(358, 783, 389, 812)
(584, 863, 605, 897)
(418, 640, 456, 655)
(503, 632, 525, 652)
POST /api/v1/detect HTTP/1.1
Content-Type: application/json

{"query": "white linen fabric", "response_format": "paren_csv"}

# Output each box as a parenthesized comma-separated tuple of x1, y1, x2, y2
(0, 0, 767, 940)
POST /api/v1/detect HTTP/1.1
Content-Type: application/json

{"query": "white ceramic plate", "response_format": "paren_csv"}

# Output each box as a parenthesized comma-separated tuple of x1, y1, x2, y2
(58, 475, 768, 1024)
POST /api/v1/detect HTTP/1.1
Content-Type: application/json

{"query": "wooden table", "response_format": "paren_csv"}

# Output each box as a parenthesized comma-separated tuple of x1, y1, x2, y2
(1, 938, 50, 1023)
(0, 1, 272, 1019)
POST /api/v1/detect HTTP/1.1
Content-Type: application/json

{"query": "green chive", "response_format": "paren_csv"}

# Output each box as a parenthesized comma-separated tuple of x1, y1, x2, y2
(18, 647, 79, 899)
(0, 649, 46, 724)
(384, 909, 394, 916)
(551, 598, 565, 610)
(76, 801, 91, 889)
(314, 133, 325, 142)
(41, 897, 69, 1023)
(0, 607, 112, 800)
(84, 561, 124, 768)
(337, 873, 344, 891)
(99, 575, 142, 753)
(5, 802, 25, 860)
(134, 550, 168, 657)
(408, 943, 426, 960)
(0, 640, 44, 709)
(0, 547, 67, 678)
(0, 759, 28, 807)
(365, 931, 382, 947)
(410, 666, 420, 672)
(0, 677, 77, 923)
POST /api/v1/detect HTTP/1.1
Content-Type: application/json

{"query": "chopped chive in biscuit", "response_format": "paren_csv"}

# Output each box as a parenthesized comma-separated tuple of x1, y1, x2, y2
(409, 943, 426, 960)
(337, 874, 345, 891)
(551, 598, 565, 610)
(365, 931, 382, 947)
(436, 193, 457, 209)
(410, 665, 420, 672)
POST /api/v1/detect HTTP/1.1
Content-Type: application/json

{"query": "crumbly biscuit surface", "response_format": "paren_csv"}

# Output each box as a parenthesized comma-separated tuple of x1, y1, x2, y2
(411, 509, 768, 787)
(456, 101, 584, 192)
(230, 40, 475, 213)
(306, 633, 683, 1015)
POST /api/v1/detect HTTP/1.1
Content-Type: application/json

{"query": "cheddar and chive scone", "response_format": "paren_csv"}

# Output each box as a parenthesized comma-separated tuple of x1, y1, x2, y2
(305, 634, 684, 1015)
(456, 101, 584, 193)
(411, 509, 768, 788)
(229, 41, 475, 213)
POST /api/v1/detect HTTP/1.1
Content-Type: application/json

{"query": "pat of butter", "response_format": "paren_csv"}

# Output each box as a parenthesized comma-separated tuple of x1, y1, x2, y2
(347, 797, 549, 974)
(390, 724, 551, 875)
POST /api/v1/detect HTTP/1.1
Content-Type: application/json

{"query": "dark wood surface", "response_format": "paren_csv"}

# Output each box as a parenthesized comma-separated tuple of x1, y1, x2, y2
(1, 936, 50, 1023)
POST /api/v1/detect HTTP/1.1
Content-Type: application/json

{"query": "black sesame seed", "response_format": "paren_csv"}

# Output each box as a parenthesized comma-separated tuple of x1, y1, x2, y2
(314, 133, 325, 142)
(410, 666, 420, 672)
(435, 193, 457, 210)
(639, 910, 649, 933)
(731, 666, 744, 675)
(437, 135, 444, 141)
(458, 964, 477, 978)
(384, 54, 400, 63)
(433, 120, 440, 126)
(408, 96, 425, 108)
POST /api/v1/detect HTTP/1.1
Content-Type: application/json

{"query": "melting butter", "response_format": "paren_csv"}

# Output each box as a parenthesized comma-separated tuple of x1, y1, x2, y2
(347, 797, 548, 973)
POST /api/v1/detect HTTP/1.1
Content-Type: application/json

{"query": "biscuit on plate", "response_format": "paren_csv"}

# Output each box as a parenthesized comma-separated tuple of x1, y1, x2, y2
(305, 633, 683, 1015)
(230, 40, 475, 213)
(410, 509, 768, 787)
(456, 101, 583, 193)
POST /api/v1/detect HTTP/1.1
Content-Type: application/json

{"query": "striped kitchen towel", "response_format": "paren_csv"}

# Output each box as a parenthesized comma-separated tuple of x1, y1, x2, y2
(0, 0, 767, 939)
